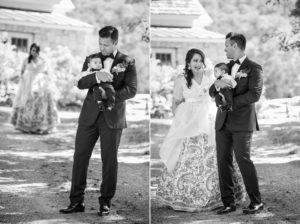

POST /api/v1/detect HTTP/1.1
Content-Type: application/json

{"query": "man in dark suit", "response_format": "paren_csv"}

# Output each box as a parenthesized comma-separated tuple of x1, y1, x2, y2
(209, 32, 263, 215)
(60, 26, 137, 216)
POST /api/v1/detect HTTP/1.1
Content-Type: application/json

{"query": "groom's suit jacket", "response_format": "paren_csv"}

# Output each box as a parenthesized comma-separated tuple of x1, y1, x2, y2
(77, 50, 137, 129)
(209, 57, 263, 131)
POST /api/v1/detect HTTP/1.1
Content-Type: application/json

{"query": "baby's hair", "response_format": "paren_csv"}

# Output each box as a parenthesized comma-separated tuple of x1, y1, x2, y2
(88, 54, 101, 63)
(215, 62, 229, 74)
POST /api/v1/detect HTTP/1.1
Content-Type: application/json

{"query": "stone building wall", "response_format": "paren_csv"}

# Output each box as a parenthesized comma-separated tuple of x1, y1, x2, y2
(152, 40, 226, 67)
(0, 23, 92, 57)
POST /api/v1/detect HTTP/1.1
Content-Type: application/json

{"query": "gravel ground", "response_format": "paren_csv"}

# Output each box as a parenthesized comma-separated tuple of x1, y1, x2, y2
(150, 118, 300, 224)
(0, 107, 150, 224)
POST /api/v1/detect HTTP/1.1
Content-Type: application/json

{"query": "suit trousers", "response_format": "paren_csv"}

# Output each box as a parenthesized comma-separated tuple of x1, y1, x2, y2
(69, 112, 123, 206)
(216, 122, 261, 206)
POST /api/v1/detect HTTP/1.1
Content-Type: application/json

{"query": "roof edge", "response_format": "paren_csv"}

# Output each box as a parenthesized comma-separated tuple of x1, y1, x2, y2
(0, 19, 94, 32)
(0, 6, 50, 13)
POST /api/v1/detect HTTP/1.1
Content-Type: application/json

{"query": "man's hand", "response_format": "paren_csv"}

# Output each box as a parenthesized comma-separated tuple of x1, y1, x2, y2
(98, 86, 107, 99)
(219, 93, 227, 105)
(214, 79, 232, 90)
(96, 71, 113, 82)
(101, 91, 107, 99)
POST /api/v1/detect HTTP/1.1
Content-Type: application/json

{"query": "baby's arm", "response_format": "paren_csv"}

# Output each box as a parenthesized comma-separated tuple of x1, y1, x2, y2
(221, 75, 237, 88)
(73, 69, 95, 86)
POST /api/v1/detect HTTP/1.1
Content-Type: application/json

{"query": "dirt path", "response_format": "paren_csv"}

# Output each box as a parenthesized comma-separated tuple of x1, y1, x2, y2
(0, 106, 149, 224)
(151, 118, 300, 224)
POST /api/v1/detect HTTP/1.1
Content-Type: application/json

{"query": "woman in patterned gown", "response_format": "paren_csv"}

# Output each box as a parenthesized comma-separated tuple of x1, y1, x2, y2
(10, 43, 58, 134)
(154, 49, 246, 212)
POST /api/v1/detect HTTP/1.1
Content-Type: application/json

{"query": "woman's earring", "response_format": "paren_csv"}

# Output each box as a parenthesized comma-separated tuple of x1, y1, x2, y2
(188, 65, 191, 70)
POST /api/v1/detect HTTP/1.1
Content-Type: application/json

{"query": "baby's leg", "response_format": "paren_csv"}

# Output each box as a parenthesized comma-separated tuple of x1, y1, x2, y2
(103, 85, 115, 110)
(93, 86, 104, 101)
(223, 88, 234, 111)
(94, 86, 106, 111)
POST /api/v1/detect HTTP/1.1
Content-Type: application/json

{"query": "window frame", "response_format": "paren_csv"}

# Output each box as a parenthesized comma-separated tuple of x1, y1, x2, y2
(152, 48, 176, 67)
(7, 32, 34, 53)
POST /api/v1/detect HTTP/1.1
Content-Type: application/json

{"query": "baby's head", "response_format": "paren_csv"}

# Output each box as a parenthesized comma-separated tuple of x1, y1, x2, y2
(214, 63, 229, 79)
(88, 55, 102, 70)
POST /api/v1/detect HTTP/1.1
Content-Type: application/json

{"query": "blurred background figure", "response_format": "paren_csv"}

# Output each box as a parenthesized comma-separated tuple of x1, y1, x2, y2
(10, 43, 59, 134)
(0, 32, 16, 102)
(1, 31, 9, 44)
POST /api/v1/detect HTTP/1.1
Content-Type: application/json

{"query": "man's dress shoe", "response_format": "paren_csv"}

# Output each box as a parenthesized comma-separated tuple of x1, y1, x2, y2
(59, 202, 85, 214)
(243, 203, 264, 214)
(217, 205, 236, 214)
(97, 204, 110, 216)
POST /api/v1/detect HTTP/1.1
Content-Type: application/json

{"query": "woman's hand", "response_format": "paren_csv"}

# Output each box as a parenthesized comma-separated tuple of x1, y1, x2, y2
(172, 98, 185, 115)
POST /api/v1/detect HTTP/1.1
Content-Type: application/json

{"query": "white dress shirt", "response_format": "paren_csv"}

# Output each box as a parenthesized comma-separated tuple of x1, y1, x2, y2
(95, 49, 118, 83)
(231, 55, 246, 79)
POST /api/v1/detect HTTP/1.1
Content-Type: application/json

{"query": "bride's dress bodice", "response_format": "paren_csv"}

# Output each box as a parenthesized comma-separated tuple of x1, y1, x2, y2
(173, 76, 210, 107)
(183, 78, 208, 101)
(160, 74, 215, 172)
(26, 58, 47, 74)
(174, 75, 210, 103)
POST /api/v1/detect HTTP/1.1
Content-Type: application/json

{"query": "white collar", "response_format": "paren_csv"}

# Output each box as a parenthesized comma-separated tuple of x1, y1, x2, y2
(100, 49, 117, 57)
(113, 49, 118, 57)
(237, 55, 247, 64)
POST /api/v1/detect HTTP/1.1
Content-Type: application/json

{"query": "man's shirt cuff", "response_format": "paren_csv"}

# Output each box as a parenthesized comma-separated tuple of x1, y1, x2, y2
(95, 72, 101, 83)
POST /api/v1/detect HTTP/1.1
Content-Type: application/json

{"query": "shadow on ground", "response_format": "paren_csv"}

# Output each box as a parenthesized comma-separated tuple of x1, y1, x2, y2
(0, 107, 149, 224)
(150, 118, 300, 224)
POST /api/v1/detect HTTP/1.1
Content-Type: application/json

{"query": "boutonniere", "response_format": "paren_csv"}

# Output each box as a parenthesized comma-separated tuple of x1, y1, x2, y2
(111, 57, 135, 75)
(235, 69, 250, 79)
(112, 63, 126, 75)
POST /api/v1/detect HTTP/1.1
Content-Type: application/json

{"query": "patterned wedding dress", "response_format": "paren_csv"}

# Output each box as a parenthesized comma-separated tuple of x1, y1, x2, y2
(154, 75, 246, 212)
(10, 58, 59, 134)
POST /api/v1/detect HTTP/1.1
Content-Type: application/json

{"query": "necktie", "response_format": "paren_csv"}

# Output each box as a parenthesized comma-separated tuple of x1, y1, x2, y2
(100, 53, 114, 61)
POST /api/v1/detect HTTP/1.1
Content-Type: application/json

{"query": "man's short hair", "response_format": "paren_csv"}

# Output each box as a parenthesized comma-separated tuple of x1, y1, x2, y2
(215, 62, 229, 73)
(226, 32, 246, 50)
(98, 26, 118, 42)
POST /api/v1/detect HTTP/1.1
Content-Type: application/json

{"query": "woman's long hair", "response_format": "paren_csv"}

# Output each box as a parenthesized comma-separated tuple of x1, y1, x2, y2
(28, 43, 40, 63)
(184, 48, 206, 88)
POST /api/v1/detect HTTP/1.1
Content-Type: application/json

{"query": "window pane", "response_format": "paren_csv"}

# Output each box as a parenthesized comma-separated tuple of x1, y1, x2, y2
(156, 53, 161, 60)
(17, 39, 21, 47)
(12, 38, 17, 45)
(166, 54, 171, 61)
(11, 37, 28, 52)
(22, 39, 28, 52)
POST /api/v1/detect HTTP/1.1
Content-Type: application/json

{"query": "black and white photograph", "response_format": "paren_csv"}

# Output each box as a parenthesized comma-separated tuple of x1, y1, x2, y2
(1, 0, 300, 223)
(0, 0, 149, 223)
(150, 0, 300, 223)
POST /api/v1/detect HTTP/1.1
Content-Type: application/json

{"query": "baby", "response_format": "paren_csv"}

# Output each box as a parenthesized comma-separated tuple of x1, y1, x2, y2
(214, 62, 237, 112)
(87, 55, 115, 111)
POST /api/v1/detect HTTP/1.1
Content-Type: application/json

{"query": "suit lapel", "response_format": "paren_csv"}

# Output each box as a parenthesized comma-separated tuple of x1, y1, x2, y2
(237, 57, 250, 73)
(234, 57, 250, 81)
(110, 50, 122, 73)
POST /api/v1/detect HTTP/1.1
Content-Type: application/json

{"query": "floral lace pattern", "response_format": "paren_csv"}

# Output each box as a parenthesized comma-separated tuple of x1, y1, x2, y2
(155, 134, 246, 212)
(11, 92, 59, 134)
